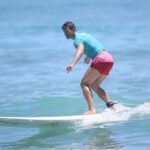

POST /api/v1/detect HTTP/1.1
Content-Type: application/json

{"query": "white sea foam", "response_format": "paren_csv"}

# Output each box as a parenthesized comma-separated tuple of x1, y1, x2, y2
(78, 102, 150, 126)
(133, 102, 150, 116)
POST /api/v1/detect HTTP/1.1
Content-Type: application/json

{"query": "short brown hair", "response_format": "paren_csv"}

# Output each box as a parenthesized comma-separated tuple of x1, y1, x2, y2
(62, 21, 76, 31)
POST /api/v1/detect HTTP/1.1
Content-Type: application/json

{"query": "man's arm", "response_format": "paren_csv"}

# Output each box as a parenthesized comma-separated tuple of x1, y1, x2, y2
(66, 44, 84, 73)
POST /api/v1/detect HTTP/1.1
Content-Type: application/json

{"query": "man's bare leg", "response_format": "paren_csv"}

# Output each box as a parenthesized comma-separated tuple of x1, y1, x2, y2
(80, 67, 100, 115)
(81, 84, 96, 115)
(91, 75, 116, 110)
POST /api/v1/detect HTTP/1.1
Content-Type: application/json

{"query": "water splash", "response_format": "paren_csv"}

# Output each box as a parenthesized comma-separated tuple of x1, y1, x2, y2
(134, 102, 150, 116)
(78, 102, 150, 126)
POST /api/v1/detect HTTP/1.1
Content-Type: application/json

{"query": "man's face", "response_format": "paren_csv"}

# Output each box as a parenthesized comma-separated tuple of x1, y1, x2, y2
(63, 27, 74, 39)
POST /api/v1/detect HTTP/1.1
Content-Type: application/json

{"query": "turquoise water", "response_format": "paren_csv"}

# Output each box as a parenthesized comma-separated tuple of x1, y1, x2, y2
(0, 0, 150, 149)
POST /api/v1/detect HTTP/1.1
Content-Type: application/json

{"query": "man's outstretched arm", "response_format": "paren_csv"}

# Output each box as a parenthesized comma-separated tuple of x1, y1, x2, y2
(66, 44, 84, 73)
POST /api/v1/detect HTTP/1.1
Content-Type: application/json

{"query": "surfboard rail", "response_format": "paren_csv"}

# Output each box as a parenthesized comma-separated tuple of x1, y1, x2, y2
(0, 114, 99, 122)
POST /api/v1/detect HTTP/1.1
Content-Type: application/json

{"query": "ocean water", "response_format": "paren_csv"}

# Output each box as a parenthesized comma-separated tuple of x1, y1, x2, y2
(0, 0, 150, 149)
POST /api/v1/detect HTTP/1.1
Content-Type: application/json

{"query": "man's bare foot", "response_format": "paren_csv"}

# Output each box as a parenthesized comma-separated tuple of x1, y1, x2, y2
(83, 110, 96, 115)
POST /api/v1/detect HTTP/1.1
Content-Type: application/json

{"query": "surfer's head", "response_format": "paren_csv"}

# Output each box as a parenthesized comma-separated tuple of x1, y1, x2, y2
(62, 21, 76, 39)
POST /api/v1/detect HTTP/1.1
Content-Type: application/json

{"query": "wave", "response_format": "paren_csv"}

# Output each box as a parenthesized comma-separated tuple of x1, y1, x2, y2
(78, 102, 150, 126)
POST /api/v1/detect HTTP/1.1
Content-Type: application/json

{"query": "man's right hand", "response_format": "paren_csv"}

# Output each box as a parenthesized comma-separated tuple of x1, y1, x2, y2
(66, 64, 74, 73)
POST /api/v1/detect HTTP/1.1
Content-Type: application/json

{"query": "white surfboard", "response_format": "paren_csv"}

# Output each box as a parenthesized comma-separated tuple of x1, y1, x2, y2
(0, 114, 100, 127)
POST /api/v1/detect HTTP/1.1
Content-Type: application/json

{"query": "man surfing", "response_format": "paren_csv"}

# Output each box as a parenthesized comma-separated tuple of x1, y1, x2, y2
(62, 21, 116, 115)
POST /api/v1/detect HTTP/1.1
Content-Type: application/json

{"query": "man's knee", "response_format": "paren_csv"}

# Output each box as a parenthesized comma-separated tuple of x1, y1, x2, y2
(80, 80, 90, 88)
(91, 83, 99, 92)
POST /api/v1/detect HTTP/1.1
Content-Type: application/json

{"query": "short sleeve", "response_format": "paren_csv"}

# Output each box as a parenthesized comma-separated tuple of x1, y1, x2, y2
(74, 38, 84, 47)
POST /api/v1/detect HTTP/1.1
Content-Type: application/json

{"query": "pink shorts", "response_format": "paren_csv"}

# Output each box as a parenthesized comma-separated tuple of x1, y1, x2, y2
(91, 51, 114, 75)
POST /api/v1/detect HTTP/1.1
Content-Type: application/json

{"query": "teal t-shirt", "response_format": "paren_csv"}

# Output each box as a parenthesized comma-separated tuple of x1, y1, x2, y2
(74, 32, 105, 60)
